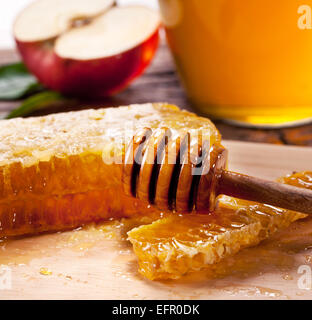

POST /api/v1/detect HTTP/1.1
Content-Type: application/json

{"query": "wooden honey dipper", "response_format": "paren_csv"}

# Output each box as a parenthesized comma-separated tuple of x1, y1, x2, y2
(122, 127, 312, 214)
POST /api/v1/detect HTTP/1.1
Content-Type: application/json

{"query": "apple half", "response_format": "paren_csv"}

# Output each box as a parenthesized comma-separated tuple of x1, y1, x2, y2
(14, 0, 160, 97)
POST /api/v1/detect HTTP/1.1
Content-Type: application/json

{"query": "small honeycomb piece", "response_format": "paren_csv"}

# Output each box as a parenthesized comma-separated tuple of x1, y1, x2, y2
(128, 172, 310, 280)
(278, 171, 312, 189)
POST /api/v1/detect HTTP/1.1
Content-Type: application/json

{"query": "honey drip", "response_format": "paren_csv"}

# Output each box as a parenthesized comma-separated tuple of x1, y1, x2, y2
(128, 171, 312, 280)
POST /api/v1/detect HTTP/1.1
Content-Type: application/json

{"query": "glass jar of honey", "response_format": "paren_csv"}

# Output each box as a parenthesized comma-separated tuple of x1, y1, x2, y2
(159, 0, 312, 127)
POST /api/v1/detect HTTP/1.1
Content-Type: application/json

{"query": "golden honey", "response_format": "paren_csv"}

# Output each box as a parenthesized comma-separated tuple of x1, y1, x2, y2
(128, 171, 311, 280)
(0, 103, 220, 238)
(159, 0, 312, 126)
(1, 103, 311, 282)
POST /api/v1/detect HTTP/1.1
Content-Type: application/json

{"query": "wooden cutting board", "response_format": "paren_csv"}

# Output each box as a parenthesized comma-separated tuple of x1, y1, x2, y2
(1, 140, 312, 300)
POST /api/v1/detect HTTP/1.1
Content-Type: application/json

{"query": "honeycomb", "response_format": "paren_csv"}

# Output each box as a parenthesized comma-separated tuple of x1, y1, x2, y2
(0, 103, 220, 237)
(0, 187, 165, 238)
(278, 171, 312, 189)
(1, 103, 309, 281)
(128, 172, 310, 280)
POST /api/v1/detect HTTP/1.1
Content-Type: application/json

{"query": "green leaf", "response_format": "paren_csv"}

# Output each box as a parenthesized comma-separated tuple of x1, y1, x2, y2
(5, 91, 65, 119)
(0, 62, 44, 100)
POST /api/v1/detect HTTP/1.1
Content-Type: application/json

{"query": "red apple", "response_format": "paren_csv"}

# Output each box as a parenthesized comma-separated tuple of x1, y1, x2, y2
(13, 0, 160, 98)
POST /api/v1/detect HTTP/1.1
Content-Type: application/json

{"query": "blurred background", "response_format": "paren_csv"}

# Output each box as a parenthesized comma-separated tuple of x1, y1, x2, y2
(0, 0, 158, 49)
(2, 0, 312, 145)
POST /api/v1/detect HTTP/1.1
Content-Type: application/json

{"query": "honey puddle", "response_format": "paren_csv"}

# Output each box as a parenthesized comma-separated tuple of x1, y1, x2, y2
(1, 214, 312, 299)
(0, 218, 142, 266)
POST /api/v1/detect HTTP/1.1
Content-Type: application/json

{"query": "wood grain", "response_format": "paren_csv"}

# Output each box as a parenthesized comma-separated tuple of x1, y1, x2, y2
(1, 140, 312, 300)
(2, 44, 312, 146)
(219, 170, 312, 215)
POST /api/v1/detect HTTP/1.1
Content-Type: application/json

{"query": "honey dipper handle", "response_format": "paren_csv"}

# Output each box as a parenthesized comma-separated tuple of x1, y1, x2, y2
(217, 170, 312, 215)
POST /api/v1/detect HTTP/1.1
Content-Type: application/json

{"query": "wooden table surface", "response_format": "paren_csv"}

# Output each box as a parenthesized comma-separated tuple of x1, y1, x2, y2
(2, 44, 312, 300)
(2, 43, 312, 146)
(3, 140, 312, 300)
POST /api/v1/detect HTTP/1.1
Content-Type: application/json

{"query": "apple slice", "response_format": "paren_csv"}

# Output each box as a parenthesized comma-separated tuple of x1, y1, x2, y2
(14, 0, 160, 97)
(14, 0, 115, 42)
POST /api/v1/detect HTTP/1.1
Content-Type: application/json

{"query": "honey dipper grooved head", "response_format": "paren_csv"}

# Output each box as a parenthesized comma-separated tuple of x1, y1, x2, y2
(122, 128, 228, 213)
